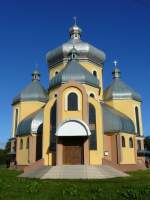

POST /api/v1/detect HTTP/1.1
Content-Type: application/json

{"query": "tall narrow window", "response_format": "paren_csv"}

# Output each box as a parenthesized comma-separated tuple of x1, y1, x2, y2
(20, 139, 23, 150)
(14, 109, 19, 135)
(26, 137, 29, 149)
(68, 92, 78, 111)
(89, 103, 97, 150)
(129, 137, 133, 148)
(137, 140, 141, 150)
(135, 107, 140, 136)
(93, 70, 97, 77)
(50, 101, 56, 151)
(122, 136, 125, 147)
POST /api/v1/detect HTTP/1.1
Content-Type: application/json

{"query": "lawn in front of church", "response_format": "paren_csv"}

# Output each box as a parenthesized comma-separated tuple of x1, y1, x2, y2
(0, 166, 150, 200)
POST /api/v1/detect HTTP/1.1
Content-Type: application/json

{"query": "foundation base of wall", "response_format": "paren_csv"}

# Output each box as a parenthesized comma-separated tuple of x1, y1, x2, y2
(102, 158, 146, 172)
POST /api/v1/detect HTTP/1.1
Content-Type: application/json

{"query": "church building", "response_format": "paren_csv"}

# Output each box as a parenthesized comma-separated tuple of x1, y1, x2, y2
(10, 22, 145, 173)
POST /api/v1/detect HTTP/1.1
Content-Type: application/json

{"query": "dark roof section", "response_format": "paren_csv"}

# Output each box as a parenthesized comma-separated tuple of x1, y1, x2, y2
(12, 70, 48, 105)
(16, 109, 43, 136)
(46, 23, 106, 68)
(49, 59, 100, 89)
(102, 103, 135, 134)
(104, 67, 142, 102)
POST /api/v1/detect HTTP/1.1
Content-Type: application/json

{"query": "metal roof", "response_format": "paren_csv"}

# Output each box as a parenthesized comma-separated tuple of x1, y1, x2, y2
(49, 59, 100, 89)
(12, 71, 48, 105)
(46, 24, 106, 68)
(101, 103, 135, 134)
(16, 102, 135, 136)
(16, 109, 43, 136)
(104, 68, 142, 102)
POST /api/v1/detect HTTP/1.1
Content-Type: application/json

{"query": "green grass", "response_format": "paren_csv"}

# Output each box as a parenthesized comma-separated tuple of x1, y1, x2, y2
(0, 167, 150, 200)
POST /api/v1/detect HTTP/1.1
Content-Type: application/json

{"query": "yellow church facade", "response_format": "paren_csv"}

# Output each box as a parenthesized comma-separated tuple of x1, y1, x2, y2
(10, 22, 145, 172)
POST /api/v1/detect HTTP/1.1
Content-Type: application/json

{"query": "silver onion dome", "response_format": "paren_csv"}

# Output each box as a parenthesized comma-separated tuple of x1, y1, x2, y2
(69, 24, 82, 39)
(46, 22, 106, 68)
(49, 48, 100, 89)
(12, 70, 48, 105)
(104, 66, 142, 102)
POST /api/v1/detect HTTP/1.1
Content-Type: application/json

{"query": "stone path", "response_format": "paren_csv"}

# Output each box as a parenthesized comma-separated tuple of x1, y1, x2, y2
(19, 165, 128, 179)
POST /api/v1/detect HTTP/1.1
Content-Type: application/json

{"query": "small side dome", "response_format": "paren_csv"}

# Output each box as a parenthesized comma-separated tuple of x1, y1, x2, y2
(104, 64, 142, 102)
(12, 70, 48, 105)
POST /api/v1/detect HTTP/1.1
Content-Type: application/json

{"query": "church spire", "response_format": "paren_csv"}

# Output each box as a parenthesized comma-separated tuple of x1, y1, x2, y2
(69, 16, 82, 39)
(112, 60, 121, 79)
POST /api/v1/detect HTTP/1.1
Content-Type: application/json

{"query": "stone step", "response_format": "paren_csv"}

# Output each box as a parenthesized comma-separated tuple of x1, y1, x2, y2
(19, 164, 129, 179)
(19, 166, 50, 178)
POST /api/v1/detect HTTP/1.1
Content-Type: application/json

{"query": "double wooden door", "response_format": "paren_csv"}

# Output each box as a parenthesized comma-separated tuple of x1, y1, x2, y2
(63, 137, 84, 165)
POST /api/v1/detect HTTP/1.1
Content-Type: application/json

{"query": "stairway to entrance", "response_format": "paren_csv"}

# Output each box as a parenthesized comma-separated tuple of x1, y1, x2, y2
(19, 165, 128, 179)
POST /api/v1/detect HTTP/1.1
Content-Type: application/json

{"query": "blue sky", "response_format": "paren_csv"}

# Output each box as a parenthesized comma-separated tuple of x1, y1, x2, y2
(0, 0, 150, 147)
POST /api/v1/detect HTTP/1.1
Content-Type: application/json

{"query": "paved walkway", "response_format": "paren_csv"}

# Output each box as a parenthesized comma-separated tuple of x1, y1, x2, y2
(19, 165, 128, 179)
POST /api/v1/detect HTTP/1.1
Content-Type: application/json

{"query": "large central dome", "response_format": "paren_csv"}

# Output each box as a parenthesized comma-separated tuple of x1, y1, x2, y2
(46, 23, 106, 68)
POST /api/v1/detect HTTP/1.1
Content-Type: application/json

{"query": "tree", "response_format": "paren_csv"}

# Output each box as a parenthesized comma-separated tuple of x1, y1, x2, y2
(144, 136, 150, 150)
(0, 140, 11, 165)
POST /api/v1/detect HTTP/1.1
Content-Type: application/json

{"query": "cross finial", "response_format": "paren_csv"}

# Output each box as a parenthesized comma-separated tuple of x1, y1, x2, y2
(35, 63, 39, 70)
(73, 16, 77, 26)
(113, 60, 118, 67)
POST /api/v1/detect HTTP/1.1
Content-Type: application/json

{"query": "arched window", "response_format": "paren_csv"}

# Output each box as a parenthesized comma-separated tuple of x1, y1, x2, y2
(14, 109, 19, 135)
(68, 92, 78, 111)
(55, 71, 58, 75)
(135, 107, 140, 136)
(89, 103, 97, 150)
(137, 140, 141, 150)
(129, 137, 133, 148)
(93, 70, 97, 77)
(26, 137, 29, 149)
(20, 139, 23, 150)
(90, 93, 95, 98)
(122, 136, 125, 147)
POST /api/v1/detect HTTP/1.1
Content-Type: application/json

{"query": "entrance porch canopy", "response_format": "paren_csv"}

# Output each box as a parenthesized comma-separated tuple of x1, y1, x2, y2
(55, 120, 91, 137)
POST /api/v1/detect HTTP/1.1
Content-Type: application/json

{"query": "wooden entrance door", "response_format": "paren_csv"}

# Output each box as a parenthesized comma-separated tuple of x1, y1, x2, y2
(63, 137, 84, 165)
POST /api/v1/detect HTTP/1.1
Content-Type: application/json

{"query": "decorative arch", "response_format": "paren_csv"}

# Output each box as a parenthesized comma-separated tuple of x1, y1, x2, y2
(57, 81, 88, 124)
(56, 119, 91, 136)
